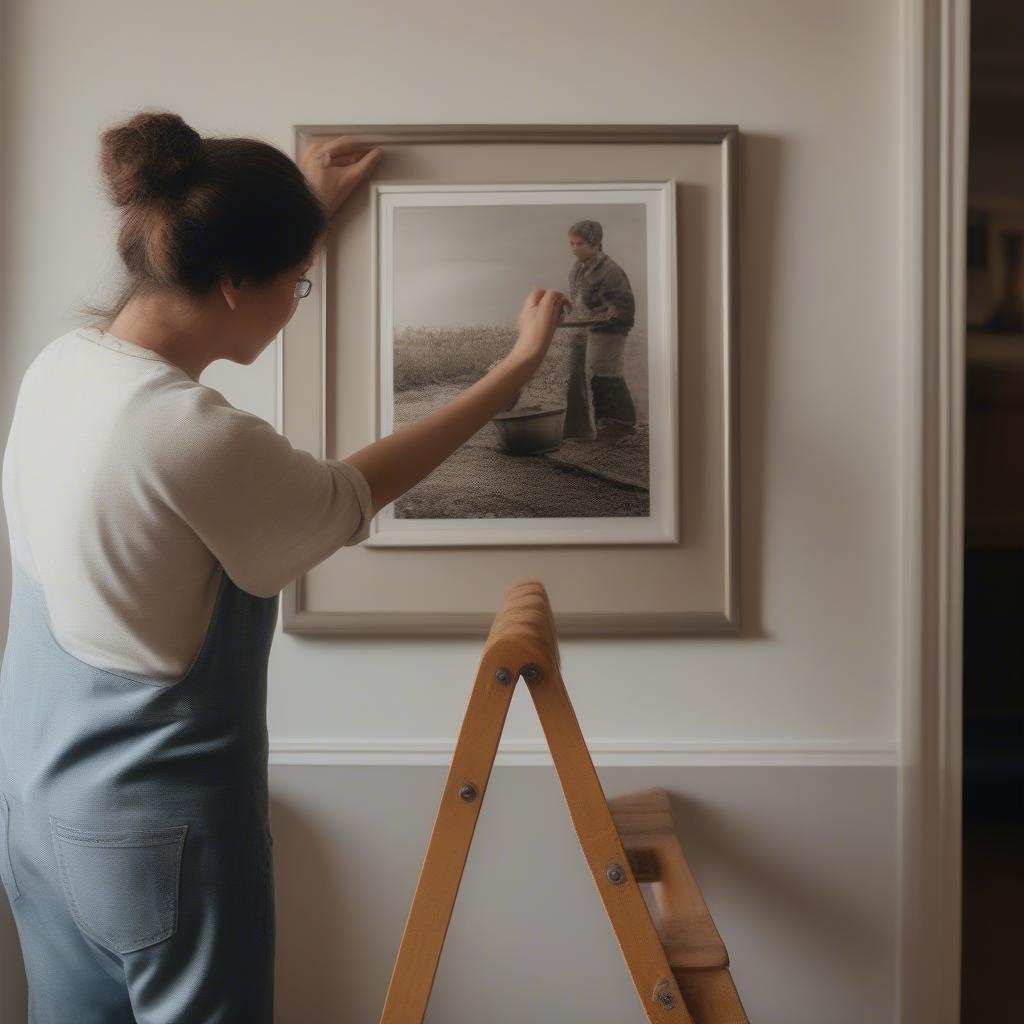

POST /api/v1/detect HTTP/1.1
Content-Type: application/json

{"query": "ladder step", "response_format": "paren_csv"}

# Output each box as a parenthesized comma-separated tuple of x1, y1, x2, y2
(674, 968, 749, 1024)
(661, 916, 730, 970)
(608, 786, 674, 830)
(609, 787, 749, 1022)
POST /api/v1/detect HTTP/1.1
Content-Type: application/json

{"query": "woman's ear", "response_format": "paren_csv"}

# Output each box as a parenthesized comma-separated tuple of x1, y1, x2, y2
(219, 275, 241, 311)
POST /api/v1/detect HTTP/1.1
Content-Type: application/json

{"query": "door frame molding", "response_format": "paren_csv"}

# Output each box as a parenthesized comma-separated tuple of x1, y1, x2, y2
(898, 1, 968, 1020)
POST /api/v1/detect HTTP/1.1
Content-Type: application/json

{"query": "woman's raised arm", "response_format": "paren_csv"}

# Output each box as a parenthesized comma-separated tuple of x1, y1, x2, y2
(342, 288, 570, 516)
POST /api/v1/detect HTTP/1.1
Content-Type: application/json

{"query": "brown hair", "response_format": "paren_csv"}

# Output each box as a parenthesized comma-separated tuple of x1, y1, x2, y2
(73, 109, 327, 329)
(568, 219, 603, 250)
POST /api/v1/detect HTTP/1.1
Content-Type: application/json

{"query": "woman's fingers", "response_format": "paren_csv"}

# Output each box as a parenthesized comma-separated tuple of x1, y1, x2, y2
(335, 149, 382, 187)
(521, 288, 568, 324)
(329, 152, 364, 167)
(328, 147, 377, 168)
(541, 290, 569, 315)
(355, 148, 382, 172)
(322, 135, 373, 158)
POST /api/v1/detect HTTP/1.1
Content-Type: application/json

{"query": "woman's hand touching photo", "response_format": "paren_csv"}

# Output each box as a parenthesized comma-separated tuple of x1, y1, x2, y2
(508, 288, 572, 371)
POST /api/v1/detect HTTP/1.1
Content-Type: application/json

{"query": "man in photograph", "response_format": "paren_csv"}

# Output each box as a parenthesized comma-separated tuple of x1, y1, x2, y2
(564, 219, 638, 443)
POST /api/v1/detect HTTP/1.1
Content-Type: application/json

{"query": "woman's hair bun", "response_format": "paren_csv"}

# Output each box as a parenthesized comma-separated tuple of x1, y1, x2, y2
(99, 110, 207, 207)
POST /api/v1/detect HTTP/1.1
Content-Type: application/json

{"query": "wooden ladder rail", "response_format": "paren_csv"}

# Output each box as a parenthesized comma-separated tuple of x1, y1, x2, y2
(377, 578, 748, 1024)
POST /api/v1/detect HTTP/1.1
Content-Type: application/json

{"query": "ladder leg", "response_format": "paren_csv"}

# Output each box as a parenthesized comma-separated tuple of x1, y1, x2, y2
(378, 639, 523, 1024)
(524, 657, 695, 1023)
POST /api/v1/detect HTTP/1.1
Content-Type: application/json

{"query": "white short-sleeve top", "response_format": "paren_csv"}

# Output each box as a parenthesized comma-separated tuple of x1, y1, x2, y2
(1, 326, 374, 680)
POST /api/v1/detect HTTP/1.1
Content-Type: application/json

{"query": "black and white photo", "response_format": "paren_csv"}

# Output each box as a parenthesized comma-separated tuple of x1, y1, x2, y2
(368, 182, 678, 546)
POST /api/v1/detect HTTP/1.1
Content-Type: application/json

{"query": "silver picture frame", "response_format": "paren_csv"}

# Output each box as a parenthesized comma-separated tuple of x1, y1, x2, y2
(280, 124, 740, 636)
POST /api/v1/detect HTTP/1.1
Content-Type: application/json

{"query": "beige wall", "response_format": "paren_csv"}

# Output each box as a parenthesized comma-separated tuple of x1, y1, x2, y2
(0, 1, 903, 1020)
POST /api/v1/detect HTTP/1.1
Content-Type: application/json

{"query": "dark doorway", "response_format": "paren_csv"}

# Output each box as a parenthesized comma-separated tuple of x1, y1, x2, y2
(961, 2, 1024, 1019)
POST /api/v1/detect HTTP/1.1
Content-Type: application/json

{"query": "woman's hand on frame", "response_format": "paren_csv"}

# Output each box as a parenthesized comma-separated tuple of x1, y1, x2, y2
(299, 136, 382, 219)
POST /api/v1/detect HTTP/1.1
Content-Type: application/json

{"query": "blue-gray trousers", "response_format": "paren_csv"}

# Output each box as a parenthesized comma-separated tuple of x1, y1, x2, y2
(0, 560, 279, 1022)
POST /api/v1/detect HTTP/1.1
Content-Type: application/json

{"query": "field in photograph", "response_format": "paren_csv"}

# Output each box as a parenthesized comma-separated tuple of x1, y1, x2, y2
(390, 324, 650, 520)
(394, 323, 649, 418)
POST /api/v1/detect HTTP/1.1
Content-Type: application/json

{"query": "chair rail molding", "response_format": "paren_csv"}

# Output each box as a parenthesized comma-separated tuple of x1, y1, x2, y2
(268, 738, 899, 768)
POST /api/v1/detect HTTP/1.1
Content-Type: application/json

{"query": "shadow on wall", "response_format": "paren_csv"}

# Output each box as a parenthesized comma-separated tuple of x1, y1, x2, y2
(664, 779, 896, 1016)
(732, 133, 782, 641)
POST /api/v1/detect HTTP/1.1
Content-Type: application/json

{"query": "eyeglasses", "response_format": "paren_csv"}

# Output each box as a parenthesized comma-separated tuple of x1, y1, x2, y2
(294, 277, 313, 299)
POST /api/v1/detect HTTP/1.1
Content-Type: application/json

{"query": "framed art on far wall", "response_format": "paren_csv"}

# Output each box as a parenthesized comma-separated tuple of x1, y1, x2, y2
(281, 124, 739, 636)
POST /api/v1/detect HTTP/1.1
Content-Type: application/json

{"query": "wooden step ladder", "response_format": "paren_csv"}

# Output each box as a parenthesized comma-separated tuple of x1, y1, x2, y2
(378, 579, 749, 1024)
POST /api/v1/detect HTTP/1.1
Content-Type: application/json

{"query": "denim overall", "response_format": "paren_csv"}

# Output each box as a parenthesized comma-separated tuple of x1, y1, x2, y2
(0, 557, 279, 1022)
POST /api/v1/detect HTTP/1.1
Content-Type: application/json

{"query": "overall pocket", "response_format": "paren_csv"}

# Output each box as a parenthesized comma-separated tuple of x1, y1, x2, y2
(0, 792, 22, 904)
(49, 817, 188, 954)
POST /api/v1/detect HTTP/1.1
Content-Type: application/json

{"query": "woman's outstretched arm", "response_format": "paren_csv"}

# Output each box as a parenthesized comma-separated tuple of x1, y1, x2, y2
(342, 288, 570, 516)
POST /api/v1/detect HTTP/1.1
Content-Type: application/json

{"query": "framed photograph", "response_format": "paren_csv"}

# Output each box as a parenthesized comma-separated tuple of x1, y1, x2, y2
(370, 180, 677, 546)
(281, 125, 739, 636)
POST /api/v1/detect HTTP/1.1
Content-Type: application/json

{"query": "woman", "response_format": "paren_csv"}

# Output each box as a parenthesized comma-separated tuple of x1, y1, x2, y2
(0, 111, 568, 1021)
